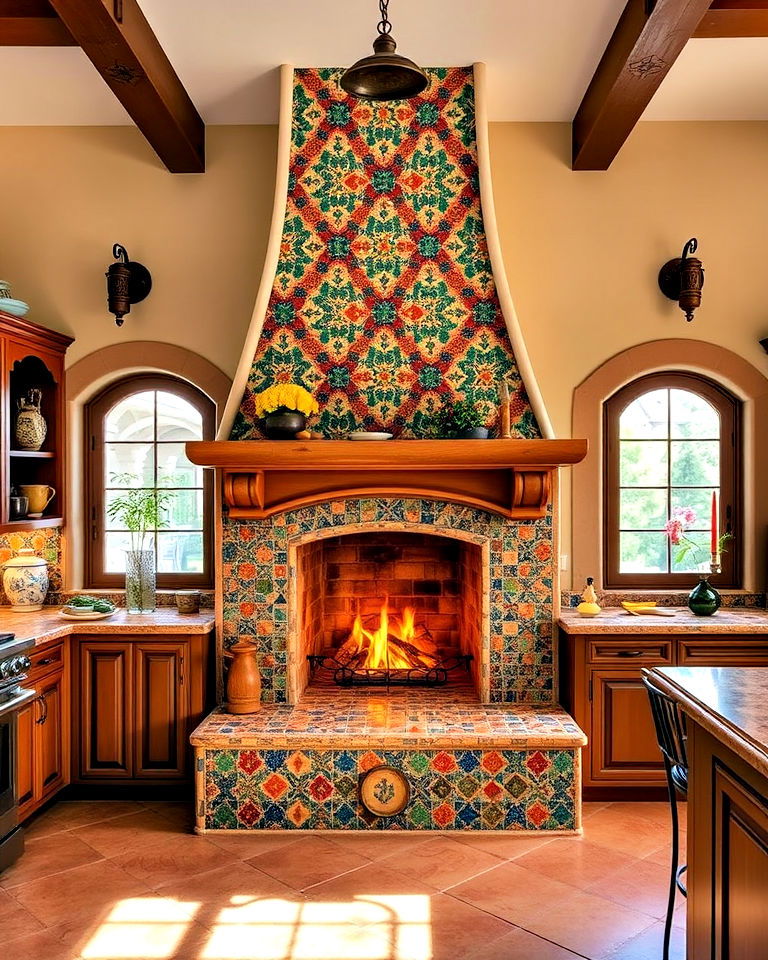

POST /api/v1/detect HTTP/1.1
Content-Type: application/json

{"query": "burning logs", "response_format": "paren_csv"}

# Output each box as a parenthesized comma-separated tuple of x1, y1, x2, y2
(336, 602, 440, 671)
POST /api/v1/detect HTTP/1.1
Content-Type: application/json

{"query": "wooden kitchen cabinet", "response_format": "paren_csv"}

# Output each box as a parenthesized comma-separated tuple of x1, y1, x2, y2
(73, 634, 208, 786)
(17, 641, 69, 821)
(559, 629, 768, 798)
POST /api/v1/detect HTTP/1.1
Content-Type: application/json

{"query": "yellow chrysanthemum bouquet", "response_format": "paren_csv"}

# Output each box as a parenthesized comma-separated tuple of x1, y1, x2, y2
(253, 383, 319, 439)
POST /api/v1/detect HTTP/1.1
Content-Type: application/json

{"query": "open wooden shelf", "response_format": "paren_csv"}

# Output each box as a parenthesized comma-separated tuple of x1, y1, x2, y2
(9, 450, 56, 459)
(187, 438, 589, 520)
(0, 311, 73, 531)
(0, 516, 64, 534)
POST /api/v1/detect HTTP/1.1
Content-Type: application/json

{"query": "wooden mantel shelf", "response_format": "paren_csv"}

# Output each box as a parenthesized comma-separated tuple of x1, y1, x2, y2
(186, 439, 588, 520)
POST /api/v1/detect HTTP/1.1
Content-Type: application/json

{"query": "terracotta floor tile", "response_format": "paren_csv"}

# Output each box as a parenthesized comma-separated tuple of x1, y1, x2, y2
(304, 862, 436, 921)
(6, 924, 87, 960)
(582, 801, 611, 820)
(207, 830, 306, 859)
(465, 925, 584, 960)
(324, 831, 439, 862)
(515, 837, 638, 892)
(71, 809, 186, 857)
(0, 889, 45, 942)
(450, 861, 579, 925)
(109, 833, 241, 890)
(9, 858, 152, 928)
(153, 861, 303, 925)
(522, 886, 657, 960)
(453, 831, 557, 860)
(582, 807, 672, 858)
(587, 855, 680, 919)
(140, 800, 196, 831)
(378, 835, 502, 891)
(23, 801, 145, 840)
(422, 894, 515, 960)
(246, 835, 371, 891)
(0, 832, 104, 889)
(606, 917, 686, 960)
(609, 800, 684, 828)
(645, 829, 686, 865)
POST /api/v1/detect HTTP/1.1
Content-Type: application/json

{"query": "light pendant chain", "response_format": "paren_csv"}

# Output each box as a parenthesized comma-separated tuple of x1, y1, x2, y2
(377, 0, 392, 36)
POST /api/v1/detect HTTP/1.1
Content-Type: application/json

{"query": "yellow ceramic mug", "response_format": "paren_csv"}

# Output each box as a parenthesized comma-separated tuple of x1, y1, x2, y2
(19, 484, 55, 517)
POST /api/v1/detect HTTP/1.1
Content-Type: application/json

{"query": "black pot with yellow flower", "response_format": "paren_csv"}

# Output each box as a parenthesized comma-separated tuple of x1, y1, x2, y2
(254, 384, 319, 440)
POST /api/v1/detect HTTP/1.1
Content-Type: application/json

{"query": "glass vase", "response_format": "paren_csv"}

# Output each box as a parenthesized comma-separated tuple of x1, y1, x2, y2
(125, 549, 156, 613)
(688, 575, 721, 617)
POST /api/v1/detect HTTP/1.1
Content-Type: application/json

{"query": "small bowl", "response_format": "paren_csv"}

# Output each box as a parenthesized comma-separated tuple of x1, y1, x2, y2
(62, 604, 96, 616)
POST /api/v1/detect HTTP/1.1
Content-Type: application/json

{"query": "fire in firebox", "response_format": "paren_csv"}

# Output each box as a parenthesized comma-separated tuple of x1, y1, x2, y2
(338, 601, 439, 671)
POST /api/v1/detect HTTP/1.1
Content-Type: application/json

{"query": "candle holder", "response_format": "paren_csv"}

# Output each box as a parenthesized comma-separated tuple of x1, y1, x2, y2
(688, 555, 722, 617)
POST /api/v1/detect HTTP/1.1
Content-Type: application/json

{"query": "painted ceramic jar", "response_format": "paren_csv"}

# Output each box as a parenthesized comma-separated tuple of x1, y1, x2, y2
(15, 389, 47, 451)
(2, 549, 49, 611)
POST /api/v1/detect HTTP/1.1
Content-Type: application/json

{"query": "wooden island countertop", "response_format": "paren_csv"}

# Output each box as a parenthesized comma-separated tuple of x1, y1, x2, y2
(0, 606, 215, 646)
(645, 665, 768, 957)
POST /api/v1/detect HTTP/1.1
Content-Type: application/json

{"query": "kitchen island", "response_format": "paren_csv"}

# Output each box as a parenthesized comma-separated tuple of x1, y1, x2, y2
(645, 666, 768, 960)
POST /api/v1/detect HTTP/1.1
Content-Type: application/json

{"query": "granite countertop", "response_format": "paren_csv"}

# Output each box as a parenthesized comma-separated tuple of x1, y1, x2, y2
(646, 666, 768, 780)
(558, 607, 768, 634)
(0, 607, 215, 646)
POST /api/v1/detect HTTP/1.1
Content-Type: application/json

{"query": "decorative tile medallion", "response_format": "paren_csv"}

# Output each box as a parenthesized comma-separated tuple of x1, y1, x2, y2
(231, 66, 538, 440)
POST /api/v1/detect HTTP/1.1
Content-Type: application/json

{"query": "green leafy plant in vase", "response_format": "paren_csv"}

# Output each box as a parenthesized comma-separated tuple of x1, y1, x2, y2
(433, 399, 489, 439)
(106, 472, 176, 613)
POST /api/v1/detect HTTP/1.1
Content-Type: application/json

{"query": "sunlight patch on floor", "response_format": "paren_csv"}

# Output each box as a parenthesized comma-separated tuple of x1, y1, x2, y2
(80, 894, 433, 960)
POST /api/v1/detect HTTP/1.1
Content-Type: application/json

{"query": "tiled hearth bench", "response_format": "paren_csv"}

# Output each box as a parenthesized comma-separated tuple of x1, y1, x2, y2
(190, 688, 586, 833)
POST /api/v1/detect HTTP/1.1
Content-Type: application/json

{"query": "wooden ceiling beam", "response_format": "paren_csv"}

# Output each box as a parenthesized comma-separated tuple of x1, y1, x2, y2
(0, 0, 75, 45)
(695, 0, 768, 37)
(46, 0, 204, 173)
(573, 0, 715, 171)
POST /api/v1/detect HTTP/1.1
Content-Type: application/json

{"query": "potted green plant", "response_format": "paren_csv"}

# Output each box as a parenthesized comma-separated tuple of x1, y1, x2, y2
(106, 472, 176, 612)
(433, 399, 490, 439)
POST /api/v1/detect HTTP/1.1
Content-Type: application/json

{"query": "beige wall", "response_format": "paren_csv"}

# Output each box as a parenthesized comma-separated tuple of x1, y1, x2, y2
(1, 121, 766, 586)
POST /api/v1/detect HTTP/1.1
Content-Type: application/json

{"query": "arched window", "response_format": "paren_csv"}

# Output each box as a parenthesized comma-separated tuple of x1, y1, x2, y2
(604, 372, 741, 589)
(85, 374, 214, 589)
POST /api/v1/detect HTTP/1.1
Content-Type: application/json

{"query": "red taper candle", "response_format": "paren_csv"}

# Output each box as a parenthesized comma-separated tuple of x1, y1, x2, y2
(711, 491, 718, 555)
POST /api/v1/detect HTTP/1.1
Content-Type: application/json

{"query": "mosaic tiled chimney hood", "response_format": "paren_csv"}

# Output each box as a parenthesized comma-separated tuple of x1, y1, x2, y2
(188, 64, 588, 835)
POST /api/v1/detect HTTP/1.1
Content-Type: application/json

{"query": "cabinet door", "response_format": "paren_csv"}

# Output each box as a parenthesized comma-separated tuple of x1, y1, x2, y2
(36, 671, 66, 801)
(590, 669, 665, 785)
(16, 699, 36, 816)
(78, 641, 133, 779)
(712, 765, 768, 959)
(134, 642, 189, 779)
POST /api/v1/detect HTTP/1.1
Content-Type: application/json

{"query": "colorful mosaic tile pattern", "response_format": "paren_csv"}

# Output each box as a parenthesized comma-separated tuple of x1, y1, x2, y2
(191, 689, 585, 750)
(222, 498, 555, 704)
(0, 528, 61, 605)
(231, 66, 537, 440)
(199, 746, 577, 832)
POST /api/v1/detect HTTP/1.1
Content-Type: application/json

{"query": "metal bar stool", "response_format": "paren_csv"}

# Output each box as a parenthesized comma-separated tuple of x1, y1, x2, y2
(644, 677, 688, 960)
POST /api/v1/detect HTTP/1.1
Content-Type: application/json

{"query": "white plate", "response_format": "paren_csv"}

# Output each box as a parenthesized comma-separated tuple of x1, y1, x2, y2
(347, 432, 393, 441)
(59, 609, 116, 621)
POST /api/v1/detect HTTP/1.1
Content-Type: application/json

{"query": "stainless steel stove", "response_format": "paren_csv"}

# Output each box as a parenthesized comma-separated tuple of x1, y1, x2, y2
(0, 633, 36, 872)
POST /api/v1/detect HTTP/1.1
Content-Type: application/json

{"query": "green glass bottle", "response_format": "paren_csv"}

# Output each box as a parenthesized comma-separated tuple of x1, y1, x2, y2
(688, 576, 721, 616)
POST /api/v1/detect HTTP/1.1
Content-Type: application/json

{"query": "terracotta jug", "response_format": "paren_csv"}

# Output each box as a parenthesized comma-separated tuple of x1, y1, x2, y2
(226, 641, 261, 713)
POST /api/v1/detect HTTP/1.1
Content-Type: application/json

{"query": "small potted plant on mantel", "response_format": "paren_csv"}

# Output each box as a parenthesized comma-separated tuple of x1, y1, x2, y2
(253, 383, 319, 439)
(433, 399, 490, 439)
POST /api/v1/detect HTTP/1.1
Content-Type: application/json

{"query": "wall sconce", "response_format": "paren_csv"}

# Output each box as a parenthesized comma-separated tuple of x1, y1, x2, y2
(658, 238, 704, 323)
(106, 243, 152, 327)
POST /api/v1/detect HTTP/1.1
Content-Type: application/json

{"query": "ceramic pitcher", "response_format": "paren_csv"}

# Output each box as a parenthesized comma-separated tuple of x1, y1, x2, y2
(15, 388, 46, 451)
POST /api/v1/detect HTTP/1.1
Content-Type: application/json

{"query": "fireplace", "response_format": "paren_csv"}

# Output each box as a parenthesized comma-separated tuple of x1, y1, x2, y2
(292, 531, 486, 697)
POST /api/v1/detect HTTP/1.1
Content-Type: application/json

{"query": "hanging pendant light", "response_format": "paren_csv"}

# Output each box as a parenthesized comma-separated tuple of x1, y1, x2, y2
(341, 0, 428, 101)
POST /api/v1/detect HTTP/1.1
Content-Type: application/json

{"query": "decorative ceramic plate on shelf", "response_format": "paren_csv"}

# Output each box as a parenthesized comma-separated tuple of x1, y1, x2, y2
(0, 298, 30, 317)
(359, 765, 410, 817)
(59, 609, 116, 621)
(347, 432, 393, 441)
